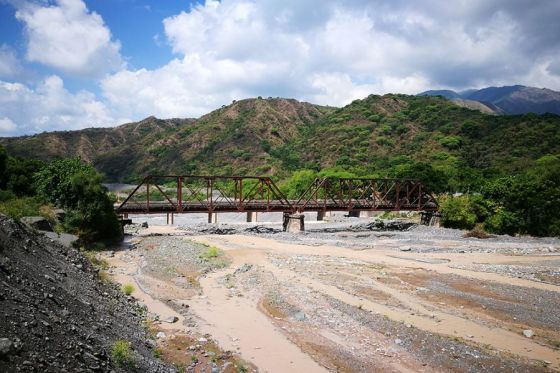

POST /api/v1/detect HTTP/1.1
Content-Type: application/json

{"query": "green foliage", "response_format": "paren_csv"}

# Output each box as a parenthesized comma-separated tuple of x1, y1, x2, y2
(34, 158, 122, 244)
(0, 197, 41, 220)
(111, 340, 134, 368)
(121, 283, 135, 296)
(200, 246, 220, 260)
(439, 135, 462, 149)
(281, 170, 317, 199)
(440, 195, 478, 230)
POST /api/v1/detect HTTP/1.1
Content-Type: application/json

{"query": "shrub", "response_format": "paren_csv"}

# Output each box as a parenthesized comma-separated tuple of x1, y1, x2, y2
(121, 283, 135, 296)
(111, 340, 134, 368)
(200, 246, 220, 260)
(34, 158, 123, 244)
(439, 195, 477, 230)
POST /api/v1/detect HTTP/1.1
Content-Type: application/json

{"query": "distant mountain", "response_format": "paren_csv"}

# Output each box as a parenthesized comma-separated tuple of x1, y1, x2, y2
(418, 85, 560, 115)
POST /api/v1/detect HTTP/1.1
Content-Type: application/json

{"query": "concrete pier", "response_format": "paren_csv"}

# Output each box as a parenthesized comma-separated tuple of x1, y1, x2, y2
(166, 213, 174, 225)
(348, 211, 360, 218)
(283, 213, 305, 232)
(246, 212, 258, 222)
(208, 212, 218, 224)
(316, 211, 326, 221)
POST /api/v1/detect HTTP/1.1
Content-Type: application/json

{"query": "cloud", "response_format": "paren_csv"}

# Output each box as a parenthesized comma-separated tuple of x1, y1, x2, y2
(0, 75, 117, 135)
(0, 44, 22, 79)
(14, 0, 123, 77)
(3, 0, 560, 135)
(100, 0, 560, 121)
(0, 117, 17, 132)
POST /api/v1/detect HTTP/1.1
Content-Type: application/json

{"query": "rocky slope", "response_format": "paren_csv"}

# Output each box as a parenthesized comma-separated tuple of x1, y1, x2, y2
(0, 215, 172, 372)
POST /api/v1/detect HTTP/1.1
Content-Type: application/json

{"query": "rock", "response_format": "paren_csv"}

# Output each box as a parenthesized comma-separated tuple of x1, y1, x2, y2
(395, 338, 403, 345)
(523, 329, 534, 338)
(163, 316, 179, 323)
(198, 337, 208, 343)
(21, 216, 53, 232)
(293, 311, 306, 321)
(234, 264, 253, 275)
(156, 332, 166, 339)
(399, 247, 412, 252)
(0, 338, 13, 357)
(141, 222, 149, 228)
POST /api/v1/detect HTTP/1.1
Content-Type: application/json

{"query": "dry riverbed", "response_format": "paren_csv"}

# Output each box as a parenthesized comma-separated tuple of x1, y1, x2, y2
(101, 218, 560, 372)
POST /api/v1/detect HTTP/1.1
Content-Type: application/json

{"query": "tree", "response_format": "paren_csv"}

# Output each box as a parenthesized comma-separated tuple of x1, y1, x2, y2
(34, 158, 122, 244)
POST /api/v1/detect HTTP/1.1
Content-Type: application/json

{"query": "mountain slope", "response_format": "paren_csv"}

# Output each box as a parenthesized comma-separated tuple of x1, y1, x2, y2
(1, 94, 559, 187)
(418, 85, 560, 115)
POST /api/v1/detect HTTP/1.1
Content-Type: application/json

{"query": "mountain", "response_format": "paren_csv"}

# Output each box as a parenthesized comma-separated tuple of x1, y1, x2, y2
(418, 85, 560, 115)
(1, 95, 559, 187)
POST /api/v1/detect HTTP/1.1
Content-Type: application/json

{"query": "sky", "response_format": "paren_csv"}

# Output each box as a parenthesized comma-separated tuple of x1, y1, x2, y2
(0, 0, 559, 136)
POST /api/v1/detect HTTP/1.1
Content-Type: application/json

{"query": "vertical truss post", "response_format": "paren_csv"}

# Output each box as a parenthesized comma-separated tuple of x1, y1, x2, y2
(146, 176, 150, 213)
(177, 176, 183, 212)
(396, 181, 401, 210)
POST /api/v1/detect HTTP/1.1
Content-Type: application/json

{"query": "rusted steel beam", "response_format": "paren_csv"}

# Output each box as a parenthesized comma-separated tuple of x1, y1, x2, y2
(116, 175, 439, 215)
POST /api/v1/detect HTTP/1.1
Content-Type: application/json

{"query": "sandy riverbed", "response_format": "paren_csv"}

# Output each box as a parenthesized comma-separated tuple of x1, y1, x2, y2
(102, 216, 560, 372)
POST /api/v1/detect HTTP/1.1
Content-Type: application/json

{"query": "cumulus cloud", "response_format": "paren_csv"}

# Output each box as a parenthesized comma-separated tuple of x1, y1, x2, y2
(100, 0, 560, 121)
(0, 75, 117, 135)
(15, 0, 123, 77)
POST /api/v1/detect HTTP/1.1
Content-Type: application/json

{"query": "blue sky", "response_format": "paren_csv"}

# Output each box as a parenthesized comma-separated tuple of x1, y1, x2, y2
(0, 0, 559, 136)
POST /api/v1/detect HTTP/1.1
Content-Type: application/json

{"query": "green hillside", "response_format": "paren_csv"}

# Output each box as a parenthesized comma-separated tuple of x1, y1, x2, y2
(1, 94, 559, 194)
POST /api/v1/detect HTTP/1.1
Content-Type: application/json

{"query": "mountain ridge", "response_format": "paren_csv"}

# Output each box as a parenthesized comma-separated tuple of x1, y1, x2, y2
(1, 94, 559, 191)
(418, 85, 560, 115)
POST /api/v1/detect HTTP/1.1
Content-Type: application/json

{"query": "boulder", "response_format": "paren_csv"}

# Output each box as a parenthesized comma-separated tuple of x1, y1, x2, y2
(21, 216, 53, 232)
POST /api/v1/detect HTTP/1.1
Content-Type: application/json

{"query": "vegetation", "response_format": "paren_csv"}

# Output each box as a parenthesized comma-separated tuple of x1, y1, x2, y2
(121, 283, 135, 296)
(1, 94, 560, 237)
(34, 158, 123, 244)
(199, 245, 220, 260)
(111, 339, 134, 368)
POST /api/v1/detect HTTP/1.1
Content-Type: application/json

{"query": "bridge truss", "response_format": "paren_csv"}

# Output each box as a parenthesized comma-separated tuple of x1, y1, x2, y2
(116, 175, 438, 215)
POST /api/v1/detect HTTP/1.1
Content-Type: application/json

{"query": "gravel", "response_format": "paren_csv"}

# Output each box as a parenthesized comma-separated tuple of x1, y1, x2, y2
(0, 215, 173, 372)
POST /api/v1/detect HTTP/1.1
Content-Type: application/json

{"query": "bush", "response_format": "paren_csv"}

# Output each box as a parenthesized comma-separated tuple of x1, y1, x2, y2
(34, 158, 122, 244)
(439, 195, 477, 230)
(121, 283, 135, 296)
(200, 246, 220, 260)
(111, 340, 134, 368)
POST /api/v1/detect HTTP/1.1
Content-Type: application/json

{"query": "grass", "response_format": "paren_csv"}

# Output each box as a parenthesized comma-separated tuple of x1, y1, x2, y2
(121, 283, 135, 296)
(111, 339, 134, 368)
(0, 197, 41, 220)
(199, 245, 220, 260)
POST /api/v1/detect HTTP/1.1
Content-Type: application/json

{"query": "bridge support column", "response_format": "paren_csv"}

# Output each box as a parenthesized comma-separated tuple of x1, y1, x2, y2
(166, 213, 174, 225)
(316, 211, 325, 221)
(283, 213, 305, 232)
(348, 210, 360, 218)
(246, 212, 258, 223)
(208, 212, 218, 224)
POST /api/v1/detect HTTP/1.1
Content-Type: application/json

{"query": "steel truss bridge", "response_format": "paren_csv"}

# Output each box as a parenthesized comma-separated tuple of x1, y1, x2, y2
(116, 175, 438, 219)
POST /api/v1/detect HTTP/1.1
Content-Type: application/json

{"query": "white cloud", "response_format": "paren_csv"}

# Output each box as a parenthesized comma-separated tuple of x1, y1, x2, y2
(0, 117, 17, 132)
(15, 0, 123, 77)
(0, 45, 22, 79)
(99, 0, 560, 121)
(3, 0, 560, 135)
(0, 75, 116, 135)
